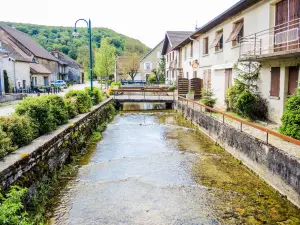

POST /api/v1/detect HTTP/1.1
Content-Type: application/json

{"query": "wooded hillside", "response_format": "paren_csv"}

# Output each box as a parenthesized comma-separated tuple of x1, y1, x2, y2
(1, 22, 150, 60)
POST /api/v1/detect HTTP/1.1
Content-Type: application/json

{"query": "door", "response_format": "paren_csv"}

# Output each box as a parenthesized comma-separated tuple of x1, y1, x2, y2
(288, 66, 299, 95)
(22, 80, 26, 89)
(43, 77, 48, 86)
(225, 69, 233, 96)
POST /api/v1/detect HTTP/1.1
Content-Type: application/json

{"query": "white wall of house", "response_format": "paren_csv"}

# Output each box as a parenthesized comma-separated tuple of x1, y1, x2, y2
(165, 49, 180, 84)
(178, 0, 298, 121)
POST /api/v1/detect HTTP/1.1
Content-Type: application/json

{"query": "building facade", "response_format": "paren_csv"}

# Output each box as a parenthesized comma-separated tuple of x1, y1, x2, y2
(140, 40, 164, 81)
(162, 31, 194, 84)
(171, 0, 300, 123)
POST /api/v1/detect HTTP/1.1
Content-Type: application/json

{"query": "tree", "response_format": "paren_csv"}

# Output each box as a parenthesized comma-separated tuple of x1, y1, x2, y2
(94, 38, 116, 89)
(150, 57, 166, 83)
(122, 53, 140, 81)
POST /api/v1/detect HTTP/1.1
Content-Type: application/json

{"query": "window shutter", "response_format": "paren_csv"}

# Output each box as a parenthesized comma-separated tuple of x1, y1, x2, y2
(211, 32, 223, 48)
(226, 22, 243, 42)
(270, 67, 280, 97)
(288, 66, 299, 95)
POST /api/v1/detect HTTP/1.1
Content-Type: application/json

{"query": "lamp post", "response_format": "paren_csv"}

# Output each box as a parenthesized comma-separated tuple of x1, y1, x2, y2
(73, 19, 93, 92)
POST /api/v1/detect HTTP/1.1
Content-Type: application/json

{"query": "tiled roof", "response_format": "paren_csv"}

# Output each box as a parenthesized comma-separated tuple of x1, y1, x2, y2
(0, 24, 58, 61)
(166, 31, 194, 47)
(51, 50, 82, 68)
(1, 42, 32, 62)
(30, 63, 51, 74)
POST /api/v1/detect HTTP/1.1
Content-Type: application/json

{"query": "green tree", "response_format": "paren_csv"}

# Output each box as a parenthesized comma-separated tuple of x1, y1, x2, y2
(94, 38, 116, 89)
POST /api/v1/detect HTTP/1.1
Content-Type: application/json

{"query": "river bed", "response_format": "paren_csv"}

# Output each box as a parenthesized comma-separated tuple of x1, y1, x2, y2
(50, 112, 300, 224)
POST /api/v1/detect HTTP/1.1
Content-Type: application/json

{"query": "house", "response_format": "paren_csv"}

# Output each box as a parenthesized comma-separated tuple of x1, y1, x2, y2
(140, 40, 164, 81)
(162, 31, 194, 84)
(51, 49, 84, 83)
(172, 0, 300, 123)
(0, 39, 32, 91)
(116, 55, 141, 81)
(0, 24, 59, 87)
(0, 46, 8, 95)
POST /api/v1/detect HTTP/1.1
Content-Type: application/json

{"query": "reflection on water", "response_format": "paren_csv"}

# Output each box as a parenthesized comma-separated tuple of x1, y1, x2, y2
(50, 112, 300, 225)
(122, 103, 166, 111)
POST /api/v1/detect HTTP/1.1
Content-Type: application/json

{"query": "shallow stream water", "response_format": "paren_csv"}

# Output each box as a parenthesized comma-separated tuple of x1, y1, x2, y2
(50, 112, 300, 225)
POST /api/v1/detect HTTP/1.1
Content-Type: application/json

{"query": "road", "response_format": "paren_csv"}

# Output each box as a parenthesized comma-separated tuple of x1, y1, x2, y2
(0, 82, 103, 117)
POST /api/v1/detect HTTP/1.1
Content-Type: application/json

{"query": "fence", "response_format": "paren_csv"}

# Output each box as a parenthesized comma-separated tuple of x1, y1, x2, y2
(178, 96, 300, 146)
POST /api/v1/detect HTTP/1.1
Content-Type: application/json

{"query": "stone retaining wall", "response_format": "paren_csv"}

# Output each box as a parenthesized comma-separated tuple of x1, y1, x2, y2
(0, 93, 26, 103)
(175, 101, 300, 207)
(0, 98, 115, 190)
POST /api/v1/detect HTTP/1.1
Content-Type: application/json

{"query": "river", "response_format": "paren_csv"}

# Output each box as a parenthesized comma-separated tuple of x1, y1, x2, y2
(50, 111, 300, 224)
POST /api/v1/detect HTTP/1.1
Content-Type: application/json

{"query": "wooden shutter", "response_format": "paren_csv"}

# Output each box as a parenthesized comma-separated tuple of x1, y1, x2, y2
(288, 66, 299, 95)
(191, 42, 193, 57)
(226, 22, 244, 42)
(270, 67, 280, 97)
(211, 32, 223, 48)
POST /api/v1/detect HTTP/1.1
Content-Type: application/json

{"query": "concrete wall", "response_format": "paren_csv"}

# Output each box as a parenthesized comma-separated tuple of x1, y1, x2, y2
(175, 100, 300, 207)
(0, 98, 115, 191)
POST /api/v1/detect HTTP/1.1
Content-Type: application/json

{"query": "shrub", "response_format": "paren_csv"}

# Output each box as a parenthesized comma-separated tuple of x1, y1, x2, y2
(279, 90, 300, 140)
(148, 74, 157, 83)
(168, 86, 177, 91)
(235, 89, 257, 119)
(201, 86, 217, 108)
(65, 90, 92, 114)
(45, 95, 69, 125)
(110, 81, 121, 89)
(84, 87, 103, 105)
(0, 116, 35, 148)
(64, 99, 78, 119)
(0, 127, 15, 158)
(0, 186, 33, 225)
(15, 97, 56, 135)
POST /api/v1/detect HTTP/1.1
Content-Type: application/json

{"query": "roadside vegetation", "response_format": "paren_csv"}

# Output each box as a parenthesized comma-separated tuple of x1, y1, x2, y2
(0, 88, 106, 159)
(279, 88, 300, 140)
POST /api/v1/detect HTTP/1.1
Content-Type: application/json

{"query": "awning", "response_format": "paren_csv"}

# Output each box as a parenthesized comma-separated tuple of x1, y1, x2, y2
(210, 32, 223, 48)
(226, 22, 243, 42)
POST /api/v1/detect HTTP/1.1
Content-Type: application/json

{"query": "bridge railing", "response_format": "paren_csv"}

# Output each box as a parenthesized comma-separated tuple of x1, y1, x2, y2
(112, 88, 175, 101)
(177, 96, 300, 146)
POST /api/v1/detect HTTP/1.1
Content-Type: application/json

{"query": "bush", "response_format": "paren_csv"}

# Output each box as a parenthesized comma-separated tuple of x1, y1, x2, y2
(110, 81, 121, 89)
(0, 186, 33, 225)
(168, 86, 177, 91)
(0, 127, 15, 158)
(235, 89, 257, 119)
(15, 97, 57, 135)
(201, 87, 217, 108)
(65, 90, 92, 114)
(0, 116, 35, 148)
(45, 95, 69, 125)
(84, 87, 103, 105)
(279, 91, 300, 140)
(148, 74, 157, 83)
(64, 99, 78, 119)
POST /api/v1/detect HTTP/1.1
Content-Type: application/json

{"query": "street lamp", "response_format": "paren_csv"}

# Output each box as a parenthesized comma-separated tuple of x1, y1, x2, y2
(73, 19, 93, 92)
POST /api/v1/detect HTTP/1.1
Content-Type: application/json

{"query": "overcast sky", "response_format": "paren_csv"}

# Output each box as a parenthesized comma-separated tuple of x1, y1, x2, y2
(0, 0, 240, 48)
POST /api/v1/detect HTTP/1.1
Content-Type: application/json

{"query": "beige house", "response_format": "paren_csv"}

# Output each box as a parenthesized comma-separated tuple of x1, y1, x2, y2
(172, 0, 300, 123)
(139, 40, 164, 81)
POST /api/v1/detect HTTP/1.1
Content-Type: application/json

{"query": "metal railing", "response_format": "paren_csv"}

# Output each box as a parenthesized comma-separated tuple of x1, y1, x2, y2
(240, 18, 300, 59)
(177, 96, 300, 146)
(112, 88, 175, 101)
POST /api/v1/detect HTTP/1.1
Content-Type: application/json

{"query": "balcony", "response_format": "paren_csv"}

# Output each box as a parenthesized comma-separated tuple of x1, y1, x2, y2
(239, 18, 300, 61)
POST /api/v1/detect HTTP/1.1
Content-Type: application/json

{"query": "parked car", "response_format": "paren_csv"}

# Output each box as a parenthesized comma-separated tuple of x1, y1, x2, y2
(51, 80, 67, 88)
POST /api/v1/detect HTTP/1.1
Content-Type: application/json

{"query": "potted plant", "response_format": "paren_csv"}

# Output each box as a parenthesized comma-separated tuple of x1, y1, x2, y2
(186, 91, 195, 100)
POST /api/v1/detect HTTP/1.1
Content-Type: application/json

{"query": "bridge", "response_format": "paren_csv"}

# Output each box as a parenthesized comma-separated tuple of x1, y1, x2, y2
(112, 87, 175, 104)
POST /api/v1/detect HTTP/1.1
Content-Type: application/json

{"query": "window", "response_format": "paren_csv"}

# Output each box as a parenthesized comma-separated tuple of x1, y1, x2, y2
(144, 62, 152, 70)
(203, 37, 209, 55)
(172, 52, 174, 61)
(184, 47, 187, 60)
(227, 20, 244, 47)
(190, 42, 193, 57)
(270, 67, 280, 97)
(211, 30, 223, 52)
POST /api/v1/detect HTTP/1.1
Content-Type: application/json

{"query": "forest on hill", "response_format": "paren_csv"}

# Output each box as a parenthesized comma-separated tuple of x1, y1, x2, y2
(1, 22, 150, 61)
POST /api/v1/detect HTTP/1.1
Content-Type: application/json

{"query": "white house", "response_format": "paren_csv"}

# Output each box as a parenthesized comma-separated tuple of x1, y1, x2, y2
(172, 0, 300, 123)
(162, 31, 194, 84)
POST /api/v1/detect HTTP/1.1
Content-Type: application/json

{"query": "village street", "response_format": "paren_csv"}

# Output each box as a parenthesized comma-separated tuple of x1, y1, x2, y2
(0, 81, 103, 117)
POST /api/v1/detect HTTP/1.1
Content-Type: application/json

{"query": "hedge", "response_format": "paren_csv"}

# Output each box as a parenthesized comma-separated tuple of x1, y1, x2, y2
(65, 90, 92, 114)
(0, 127, 16, 158)
(279, 90, 300, 140)
(84, 87, 103, 105)
(0, 116, 35, 148)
